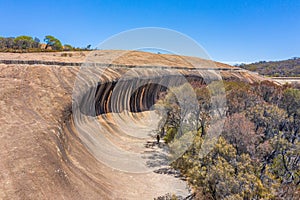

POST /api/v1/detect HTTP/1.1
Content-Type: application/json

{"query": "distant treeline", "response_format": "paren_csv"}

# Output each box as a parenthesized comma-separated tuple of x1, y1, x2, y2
(238, 57, 300, 77)
(0, 35, 92, 52)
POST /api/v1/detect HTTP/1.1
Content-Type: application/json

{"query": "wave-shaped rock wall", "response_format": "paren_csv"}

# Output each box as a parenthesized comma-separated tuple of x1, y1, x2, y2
(0, 52, 267, 199)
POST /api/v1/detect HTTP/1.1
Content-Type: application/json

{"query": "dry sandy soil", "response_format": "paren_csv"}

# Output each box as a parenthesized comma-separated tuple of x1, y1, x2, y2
(0, 51, 265, 199)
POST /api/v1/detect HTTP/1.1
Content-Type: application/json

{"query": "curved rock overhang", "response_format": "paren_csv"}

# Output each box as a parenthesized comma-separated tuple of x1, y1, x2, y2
(78, 74, 205, 116)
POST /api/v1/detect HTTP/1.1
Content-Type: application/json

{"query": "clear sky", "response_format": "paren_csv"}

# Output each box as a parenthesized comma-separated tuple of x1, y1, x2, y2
(0, 0, 299, 63)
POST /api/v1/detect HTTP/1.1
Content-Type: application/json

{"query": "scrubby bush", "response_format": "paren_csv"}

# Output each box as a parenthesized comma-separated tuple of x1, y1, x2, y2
(163, 127, 177, 143)
(158, 80, 300, 199)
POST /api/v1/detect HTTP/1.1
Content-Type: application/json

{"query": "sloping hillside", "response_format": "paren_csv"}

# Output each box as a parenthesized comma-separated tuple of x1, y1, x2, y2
(238, 57, 300, 77)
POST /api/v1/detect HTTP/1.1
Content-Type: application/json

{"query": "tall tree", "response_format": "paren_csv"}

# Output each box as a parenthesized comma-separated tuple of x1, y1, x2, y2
(44, 35, 62, 50)
(14, 35, 34, 49)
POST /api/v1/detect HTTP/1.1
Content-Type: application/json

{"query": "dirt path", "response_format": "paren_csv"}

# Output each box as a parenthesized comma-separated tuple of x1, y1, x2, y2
(71, 111, 191, 199)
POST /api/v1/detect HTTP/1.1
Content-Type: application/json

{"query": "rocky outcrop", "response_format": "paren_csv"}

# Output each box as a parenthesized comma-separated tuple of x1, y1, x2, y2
(0, 50, 265, 199)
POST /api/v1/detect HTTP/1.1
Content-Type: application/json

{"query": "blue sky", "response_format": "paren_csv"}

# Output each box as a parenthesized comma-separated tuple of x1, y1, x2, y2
(0, 0, 299, 63)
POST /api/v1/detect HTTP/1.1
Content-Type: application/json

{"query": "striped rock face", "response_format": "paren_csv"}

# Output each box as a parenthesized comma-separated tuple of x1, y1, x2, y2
(0, 50, 265, 199)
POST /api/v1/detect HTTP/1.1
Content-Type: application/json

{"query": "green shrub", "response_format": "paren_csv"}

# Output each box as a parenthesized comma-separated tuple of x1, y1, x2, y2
(164, 127, 177, 143)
